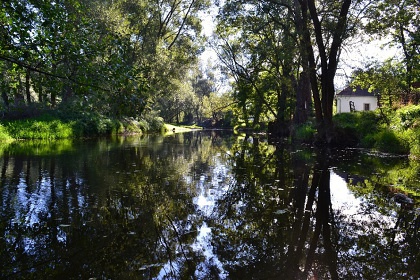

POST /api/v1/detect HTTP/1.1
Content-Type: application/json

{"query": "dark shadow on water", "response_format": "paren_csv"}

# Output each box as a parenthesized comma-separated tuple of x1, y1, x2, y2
(284, 151, 338, 280)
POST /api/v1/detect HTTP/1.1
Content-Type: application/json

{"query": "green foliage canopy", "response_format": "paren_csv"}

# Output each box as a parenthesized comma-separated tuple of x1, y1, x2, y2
(0, 0, 212, 122)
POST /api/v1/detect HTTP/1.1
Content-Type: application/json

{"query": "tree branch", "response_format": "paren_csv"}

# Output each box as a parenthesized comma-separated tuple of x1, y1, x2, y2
(0, 54, 110, 92)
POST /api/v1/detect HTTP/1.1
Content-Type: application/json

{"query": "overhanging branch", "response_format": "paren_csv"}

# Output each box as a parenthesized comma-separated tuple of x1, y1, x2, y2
(0, 54, 110, 92)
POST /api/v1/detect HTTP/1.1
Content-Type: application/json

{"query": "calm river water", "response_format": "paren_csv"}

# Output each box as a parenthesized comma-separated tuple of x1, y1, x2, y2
(0, 130, 419, 279)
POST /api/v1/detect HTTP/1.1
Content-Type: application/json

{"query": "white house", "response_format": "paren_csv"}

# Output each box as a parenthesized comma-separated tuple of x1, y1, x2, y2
(335, 86, 378, 113)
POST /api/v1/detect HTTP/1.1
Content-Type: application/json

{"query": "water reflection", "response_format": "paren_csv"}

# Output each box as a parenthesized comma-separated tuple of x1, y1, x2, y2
(0, 132, 419, 279)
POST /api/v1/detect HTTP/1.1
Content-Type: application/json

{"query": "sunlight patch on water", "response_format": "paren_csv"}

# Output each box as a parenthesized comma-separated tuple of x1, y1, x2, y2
(157, 156, 230, 279)
(191, 158, 229, 278)
(192, 222, 228, 279)
(330, 171, 360, 216)
(330, 170, 401, 245)
(330, 170, 396, 224)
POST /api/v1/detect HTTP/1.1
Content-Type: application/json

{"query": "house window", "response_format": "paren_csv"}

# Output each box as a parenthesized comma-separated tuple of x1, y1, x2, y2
(364, 103, 370, 111)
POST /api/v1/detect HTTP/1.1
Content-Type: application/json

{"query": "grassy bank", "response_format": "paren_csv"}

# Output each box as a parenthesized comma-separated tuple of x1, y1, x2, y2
(0, 112, 205, 142)
(0, 113, 166, 140)
(332, 105, 420, 158)
(0, 123, 13, 142)
(291, 105, 420, 158)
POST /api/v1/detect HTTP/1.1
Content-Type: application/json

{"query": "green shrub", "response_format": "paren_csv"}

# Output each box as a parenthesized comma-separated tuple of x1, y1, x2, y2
(120, 118, 143, 134)
(384, 105, 420, 157)
(0, 124, 13, 141)
(139, 111, 165, 132)
(396, 104, 420, 129)
(333, 111, 380, 138)
(333, 112, 358, 128)
(361, 133, 376, 148)
(72, 114, 117, 137)
(148, 116, 165, 132)
(332, 107, 420, 156)
(410, 143, 420, 158)
(374, 129, 409, 154)
(293, 123, 316, 143)
(137, 119, 149, 132)
(111, 120, 125, 135)
(399, 127, 420, 158)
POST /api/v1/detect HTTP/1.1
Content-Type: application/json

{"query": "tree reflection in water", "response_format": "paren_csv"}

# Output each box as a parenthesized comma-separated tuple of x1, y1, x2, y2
(206, 138, 340, 279)
(0, 132, 419, 279)
(205, 135, 419, 279)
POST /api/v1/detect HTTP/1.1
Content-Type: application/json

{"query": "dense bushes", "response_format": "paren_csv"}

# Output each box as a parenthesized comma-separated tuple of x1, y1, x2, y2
(0, 124, 12, 141)
(291, 106, 420, 158)
(391, 105, 420, 157)
(332, 105, 420, 157)
(293, 123, 316, 143)
(396, 105, 420, 129)
(372, 129, 409, 154)
(333, 111, 380, 137)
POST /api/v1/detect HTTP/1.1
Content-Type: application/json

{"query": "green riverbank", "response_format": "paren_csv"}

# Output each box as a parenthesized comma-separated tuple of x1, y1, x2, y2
(1, 105, 420, 159)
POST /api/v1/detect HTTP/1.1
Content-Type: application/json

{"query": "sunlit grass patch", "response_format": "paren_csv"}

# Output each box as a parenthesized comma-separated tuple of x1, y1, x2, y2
(3, 116, 75, 140)
(163, 124, 200, 135)
(0, 124, 13, 142)
(293, 123, 316, 143)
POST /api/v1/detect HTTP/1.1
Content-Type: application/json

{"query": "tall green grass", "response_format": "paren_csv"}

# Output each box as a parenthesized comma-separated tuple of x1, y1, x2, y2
(4, 117, 75, 140)
(0, 124, 13, 142)
(1, 112, 167, 140)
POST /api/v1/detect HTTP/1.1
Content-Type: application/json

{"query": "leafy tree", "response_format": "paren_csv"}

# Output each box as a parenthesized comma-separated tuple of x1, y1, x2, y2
(364, 0, 420, 103)
(295, 0, 368, 143)
(215, 0, 368, 141)
(0, 0, 145, 117)
(351, 59, 406, 108)
(201, 92, 233, 126)
(0, 0, 212, 123)
(157, 77, 197, 124)
(99, 0, 210, 115)
(192, 67, 217, 123)
(215, 0, 300, 133)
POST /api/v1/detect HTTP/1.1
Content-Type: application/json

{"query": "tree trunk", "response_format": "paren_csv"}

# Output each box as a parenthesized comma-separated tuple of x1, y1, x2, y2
(295, 0, 323, 125)
(25, 69, 31, 104)
(14, 76, 25, 105)
(38, 84, 43, 103)
(300, 0, 352, 144)
(1, 81, 9, 108)
(294, 70, 311, 125)
(51, 91, 57, 107)
(294, 0, 313, 125)
(62, 81, 73, 103)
